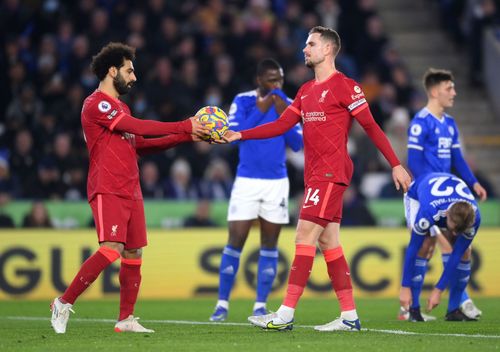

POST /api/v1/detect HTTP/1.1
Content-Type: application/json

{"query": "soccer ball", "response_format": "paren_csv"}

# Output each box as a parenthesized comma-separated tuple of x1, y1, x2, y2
(195, 106, 229, 141)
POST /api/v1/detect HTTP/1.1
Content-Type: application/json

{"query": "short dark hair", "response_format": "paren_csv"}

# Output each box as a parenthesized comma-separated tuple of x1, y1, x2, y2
(256, 58, 282, 76)
(309, 26, 341, 55)
(423, 68, 454, 91)
(90, 42, 136, 81)
(448, 201, 476, 234)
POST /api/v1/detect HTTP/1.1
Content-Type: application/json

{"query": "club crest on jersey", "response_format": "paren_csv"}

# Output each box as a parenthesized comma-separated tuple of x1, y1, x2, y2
(319, 89, 329, 103)
(98, 100, 111, 113)
(448, 126, 455, 135)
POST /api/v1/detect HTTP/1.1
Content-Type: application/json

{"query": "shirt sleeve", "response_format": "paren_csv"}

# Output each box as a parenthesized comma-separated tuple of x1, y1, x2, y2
(135, 134, 193, 156)
(354, 107, 401, 167)
(407, 119, 428, 179)
(84, 98, 125, 130)
(84, 98, 192, 136)
(338, 78, 368, 116)
(287, 85, 304, 117)
(240, 86, 303, 141)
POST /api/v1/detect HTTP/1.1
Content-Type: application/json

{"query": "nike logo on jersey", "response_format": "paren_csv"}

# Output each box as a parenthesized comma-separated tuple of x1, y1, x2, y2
(302, 204, 315, 209)
(300, 95, 308, 100)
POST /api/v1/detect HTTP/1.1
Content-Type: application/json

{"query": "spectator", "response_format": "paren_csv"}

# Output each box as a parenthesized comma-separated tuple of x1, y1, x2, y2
(140, 161, 164, 199)
(22, 201, 53, 228)
(183, 199, 218, 227)
(164, 158, 199, 200)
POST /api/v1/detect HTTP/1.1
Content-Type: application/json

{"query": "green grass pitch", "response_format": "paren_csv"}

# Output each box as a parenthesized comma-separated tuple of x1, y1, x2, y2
(1, 298, 499, 351)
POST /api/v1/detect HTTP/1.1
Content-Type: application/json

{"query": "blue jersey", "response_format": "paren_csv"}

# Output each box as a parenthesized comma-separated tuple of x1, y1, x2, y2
(408, 172, 480, 239)
(228, 90, 303, 179)
(407, 108, 477, 187)
(403, 172, 481, 290)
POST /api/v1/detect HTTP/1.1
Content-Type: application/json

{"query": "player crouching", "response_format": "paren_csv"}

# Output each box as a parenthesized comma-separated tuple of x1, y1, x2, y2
(400, 172, 481, 322)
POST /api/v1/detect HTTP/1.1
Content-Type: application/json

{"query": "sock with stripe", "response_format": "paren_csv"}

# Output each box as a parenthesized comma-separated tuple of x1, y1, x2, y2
(255, 247, 279, 307)
(61, 246, 120, 304)
(410, 256, 428, 309)
(323, 246, 357, 317)
(282, 244, 316, 309)
(218, 245, 242, 302)
(448, 260, 471, 312)
(119, 258, 142, 321)
(443, 253, 470, 305)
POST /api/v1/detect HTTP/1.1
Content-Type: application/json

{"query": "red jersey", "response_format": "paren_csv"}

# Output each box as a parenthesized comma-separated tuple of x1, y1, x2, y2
(81, 90, 142, 201)
(241, 71, 399, 185)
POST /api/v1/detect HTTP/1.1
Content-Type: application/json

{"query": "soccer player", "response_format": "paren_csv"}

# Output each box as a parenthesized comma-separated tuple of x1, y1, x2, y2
(219, 26, 411, 331)
(400, 172, 480, 321)
(209, 58, 303, 322)
(402, 68, 486, 321)
(50, 42, 209, 334)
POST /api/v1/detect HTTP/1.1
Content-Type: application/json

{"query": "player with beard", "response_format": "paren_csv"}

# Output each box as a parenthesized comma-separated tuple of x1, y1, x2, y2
(50, 42, 210, 334)
(219, 26, 412, 331)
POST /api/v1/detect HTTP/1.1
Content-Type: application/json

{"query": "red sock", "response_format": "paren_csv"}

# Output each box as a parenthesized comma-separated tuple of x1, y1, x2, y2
(282, 244, 316, 308)
(323, 246, 356, 311)
(61, 246, 120, 304)
(118, 258, 142, 321)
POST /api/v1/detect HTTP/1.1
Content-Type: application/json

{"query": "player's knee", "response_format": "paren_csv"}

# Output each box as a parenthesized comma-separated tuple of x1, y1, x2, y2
(462, 247, 472, 261)
(100, 242, 124, 255)
(123, 247, 142, 259)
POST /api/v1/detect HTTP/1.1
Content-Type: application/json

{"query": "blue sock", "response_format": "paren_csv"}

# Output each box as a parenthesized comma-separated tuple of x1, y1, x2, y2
(441, 253, 450, 269)
(410, 256, 428, 309)
(256, 248, 279, 303)
(448, 260, 471, 312)
(443, 253, 470, 304)
(218, 245, 241, 301)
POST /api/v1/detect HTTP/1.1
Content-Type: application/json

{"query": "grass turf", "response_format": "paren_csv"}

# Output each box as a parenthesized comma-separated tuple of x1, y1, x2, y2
(1, 298, 499, 351)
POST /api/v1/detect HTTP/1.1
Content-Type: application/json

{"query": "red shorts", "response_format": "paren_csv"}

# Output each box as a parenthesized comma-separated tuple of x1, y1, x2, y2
(89, 194, 147, 249)
(299, 181, 348, 227)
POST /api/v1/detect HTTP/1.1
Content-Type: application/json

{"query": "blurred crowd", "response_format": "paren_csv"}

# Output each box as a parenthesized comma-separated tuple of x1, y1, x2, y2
(434, 0, 500, 86)
(0, 0, 497, 228)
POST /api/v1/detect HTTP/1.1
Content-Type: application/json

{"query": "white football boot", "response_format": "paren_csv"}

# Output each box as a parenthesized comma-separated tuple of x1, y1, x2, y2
(460, 299, 482, 319)
(114, 315, 155, 333)
(248, 312, 293, 331)
(314, 317, 361, 332)
(50, 297, 75, 334)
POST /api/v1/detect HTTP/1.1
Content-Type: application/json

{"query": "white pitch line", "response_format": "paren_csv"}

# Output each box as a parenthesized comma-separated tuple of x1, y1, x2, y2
(4, 316, 500, 339)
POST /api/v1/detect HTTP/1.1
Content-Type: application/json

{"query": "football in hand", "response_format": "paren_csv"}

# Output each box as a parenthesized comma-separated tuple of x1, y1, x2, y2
(195, 106, 229, 141)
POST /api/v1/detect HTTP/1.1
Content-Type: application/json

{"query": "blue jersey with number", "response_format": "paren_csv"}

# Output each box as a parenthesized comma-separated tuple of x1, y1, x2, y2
(407, 108, 477, 187)
(408, 172, 480, 239)
(228, 90, 303, 179)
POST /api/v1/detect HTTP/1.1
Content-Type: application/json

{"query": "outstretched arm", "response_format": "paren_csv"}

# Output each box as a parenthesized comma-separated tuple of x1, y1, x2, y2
(135, 134, 194, 156)
(111, 114, 210, 137)
(221, 106, 301, 143)
(451, 148, 487, 201)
